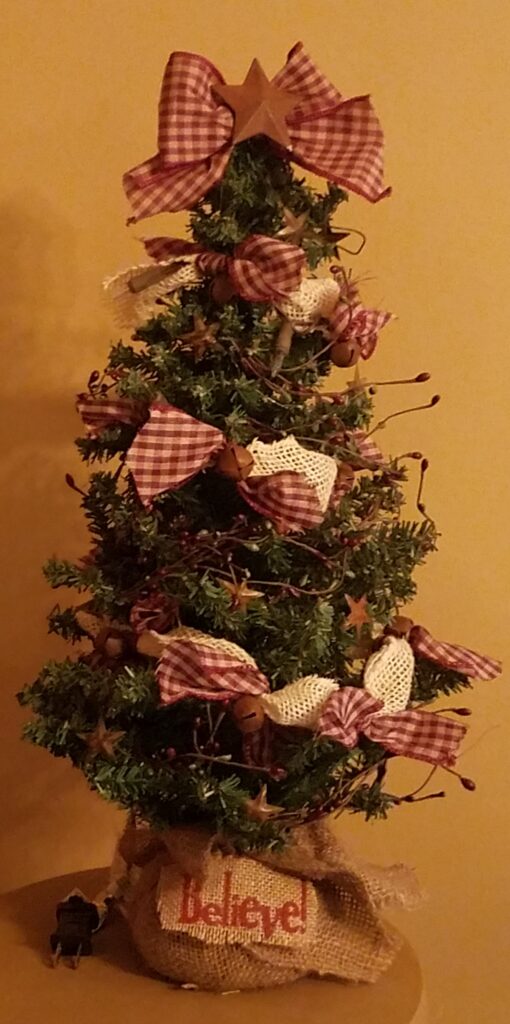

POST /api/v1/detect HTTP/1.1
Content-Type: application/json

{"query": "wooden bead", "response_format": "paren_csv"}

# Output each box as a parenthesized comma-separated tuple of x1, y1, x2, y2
(215, 443, 254, 481)
(386, 615, 414, 638)
(336, 463, 355, 491)
(232, 695, 265, 734)
(330, 340, 361, 368)
(211, 274, 236, 303)
(95, 628, 126, 659)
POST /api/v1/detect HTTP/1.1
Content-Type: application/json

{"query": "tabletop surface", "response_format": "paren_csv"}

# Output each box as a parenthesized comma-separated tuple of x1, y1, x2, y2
(0, 868, 425, 1024)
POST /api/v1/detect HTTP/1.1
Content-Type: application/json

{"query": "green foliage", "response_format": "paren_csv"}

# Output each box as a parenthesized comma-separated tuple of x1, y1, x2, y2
(349, 782, 402, 821)
(411, 658, 472, 703)
(47, 606, 87, 642)
(189, 138, 347, 263)
(18, 133, 461, 849)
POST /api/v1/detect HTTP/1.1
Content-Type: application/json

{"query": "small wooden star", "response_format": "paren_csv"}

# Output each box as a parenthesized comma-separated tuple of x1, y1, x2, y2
(220, 579, 264, 611)
(179, 315, 220, 360)
(322, 224, 351, 247)
(277, 208, 309, 246)
(244, 785, 284, 822)
(346, 367, 370, 393)
(78, 719, 125, 760)
(213, 59, 299, 148)
(344, 594, 372, 635)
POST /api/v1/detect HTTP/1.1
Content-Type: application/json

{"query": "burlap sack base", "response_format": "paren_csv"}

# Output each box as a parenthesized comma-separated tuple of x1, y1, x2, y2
(118, 820, 419, 992)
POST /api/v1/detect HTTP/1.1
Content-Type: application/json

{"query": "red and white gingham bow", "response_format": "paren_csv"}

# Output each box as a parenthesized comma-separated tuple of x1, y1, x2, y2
(126, 402, 326, 531)
(76, 394, 146, 438)
(238, 471, 324, 534)
(123, 42, 390, 221)
(410, 625, 501, 681)
(156, 633, 270, 706)
(329, 299, 392, 359)
(318, 686, 466, 766)
(346, 428, 386, 466)
(126, 403, 224, 506)
(144, 234, 305, 303)
(129, 592, 177, 636)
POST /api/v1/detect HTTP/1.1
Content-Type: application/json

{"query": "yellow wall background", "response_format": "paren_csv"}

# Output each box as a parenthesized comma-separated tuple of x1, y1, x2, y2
(1, 1, 508, 1020)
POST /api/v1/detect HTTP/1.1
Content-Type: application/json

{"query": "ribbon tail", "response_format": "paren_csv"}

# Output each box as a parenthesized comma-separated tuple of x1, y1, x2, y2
(366, 710, 467, 767)
(123, 148, 231, 220)
(411, 626, 502, 681)
(289, 95, 391, 204)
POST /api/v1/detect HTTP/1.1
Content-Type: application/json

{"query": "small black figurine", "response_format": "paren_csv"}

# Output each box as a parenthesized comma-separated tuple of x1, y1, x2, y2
(50, 890, 101, 968)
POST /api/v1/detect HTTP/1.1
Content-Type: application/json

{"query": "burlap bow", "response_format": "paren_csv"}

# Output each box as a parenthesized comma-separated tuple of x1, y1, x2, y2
(144, 234, 305, 303)
(318, 685, 466, 766)
(125, 403, 336, 533)
(123, 42, 390, 222)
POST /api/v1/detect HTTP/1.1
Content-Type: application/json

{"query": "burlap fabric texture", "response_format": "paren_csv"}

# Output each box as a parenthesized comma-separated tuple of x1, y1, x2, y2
(116, 818, 420, 991)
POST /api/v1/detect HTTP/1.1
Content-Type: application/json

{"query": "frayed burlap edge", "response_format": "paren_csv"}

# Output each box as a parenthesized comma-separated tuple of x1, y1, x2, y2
(115, 818, 420, 991)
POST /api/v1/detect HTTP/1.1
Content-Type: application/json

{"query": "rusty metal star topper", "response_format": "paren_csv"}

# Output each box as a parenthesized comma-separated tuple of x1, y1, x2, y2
(213, 59, 300, 148)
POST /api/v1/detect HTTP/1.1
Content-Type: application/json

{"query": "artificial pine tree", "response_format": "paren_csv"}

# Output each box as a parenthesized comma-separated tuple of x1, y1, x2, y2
(18, 42, 500, 986)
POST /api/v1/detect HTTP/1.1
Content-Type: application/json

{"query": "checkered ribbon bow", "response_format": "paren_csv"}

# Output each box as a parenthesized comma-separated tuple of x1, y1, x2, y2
(144, 234, 305, 303)
(129, 592, 177, 636)
(238, 471, 324, 534)
(410, 625, 501, 680)
(123, 42, 390, 221)
(346, 428, 386, 466)
(76, 394, 146, 438)
(126, 403, 224, 506)
(329, 297, 393, 359)
(156, 629, 270, 706)
(126, 403, 327, 531)
(318, 686, 466, 766)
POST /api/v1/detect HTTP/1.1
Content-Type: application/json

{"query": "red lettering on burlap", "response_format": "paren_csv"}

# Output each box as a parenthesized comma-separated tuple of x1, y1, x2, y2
(222, 869, 232, 925)
(238, 896, 259, 928)
(179, 876, 201, 924)
(231, 893, 241, 927)
(280, 900, 304, 934)
(176, 868, 311, 940)
(301, 880, 307, 923)
(259, 903, 281, 939)
(202, 901, 223, 925)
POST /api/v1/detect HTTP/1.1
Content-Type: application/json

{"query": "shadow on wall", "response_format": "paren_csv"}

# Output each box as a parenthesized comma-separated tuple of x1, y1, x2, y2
(0, 199, 123, 893)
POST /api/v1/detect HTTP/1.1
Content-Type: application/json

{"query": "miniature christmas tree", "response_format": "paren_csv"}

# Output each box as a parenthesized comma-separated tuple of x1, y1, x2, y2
(19, 43, 500, 863)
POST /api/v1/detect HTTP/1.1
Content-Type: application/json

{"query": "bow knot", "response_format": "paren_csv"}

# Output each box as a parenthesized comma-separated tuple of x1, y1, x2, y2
(155, 628, 270, 706)
(124, 43, 390, 221)
(329, 298, 392, 359)
(318, 686, 466, 767)
(144, 234, 305, 303)
(124, 404, 336, 533)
